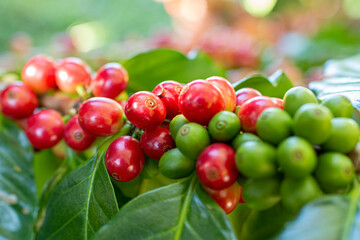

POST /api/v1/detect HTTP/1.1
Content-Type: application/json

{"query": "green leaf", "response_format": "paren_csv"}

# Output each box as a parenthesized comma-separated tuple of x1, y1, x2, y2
(310, 54, 360, 112)
(123, 49, 225, 92)
(0, 116, 36, 240)
(93, 175, 237, 240)
(36, 124, 132, 240)
(275, 193, 360, 240)
(34, 147, 84, 233)
(232, 70, 293, 98)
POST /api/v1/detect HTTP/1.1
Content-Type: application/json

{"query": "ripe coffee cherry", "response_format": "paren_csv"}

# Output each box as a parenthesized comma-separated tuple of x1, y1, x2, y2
(206, 76, 236, 112)
(55, 57, 91, 94)
(178, 80, 225, 125)
(105, 136, 145, 182)
(235, 88, 262, 107)
(0, 83, 38, 119)
(237, 96, 283, 133)
(197, 143, 238, 190)
(21, 55, 56, 94)
(152, 80, 183, 119)
(203, 181, 241, 214)
(140, 127, 175, 160)
(125, 91, 166, 130)
(78, 97, 124, 137)
(64, 115, 96, 151)
(25, 109, 64, 149)
(91, 63, 129, 99)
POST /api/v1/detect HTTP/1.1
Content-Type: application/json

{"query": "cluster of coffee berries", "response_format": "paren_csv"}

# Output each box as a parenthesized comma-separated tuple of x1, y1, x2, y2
(104, 76, 243, 213)
(235, 88, 358, 213)
(108, 76, 358, 214)
(2, 55, 358, 215)
(0, 55, 128, 151)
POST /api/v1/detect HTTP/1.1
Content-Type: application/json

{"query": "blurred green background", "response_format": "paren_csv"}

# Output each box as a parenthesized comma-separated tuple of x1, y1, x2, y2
(1, 0, 360, 83)
(0, 0, 170, 52)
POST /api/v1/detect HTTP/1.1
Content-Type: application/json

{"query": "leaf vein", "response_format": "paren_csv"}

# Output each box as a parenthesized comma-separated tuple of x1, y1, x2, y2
(91, 191, 109, 220)
(174, 176, 197, 240)
(46, 208, 84, 240)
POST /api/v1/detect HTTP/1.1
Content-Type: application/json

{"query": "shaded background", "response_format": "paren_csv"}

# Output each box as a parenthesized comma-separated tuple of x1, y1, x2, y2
(1, 0, 360, 83)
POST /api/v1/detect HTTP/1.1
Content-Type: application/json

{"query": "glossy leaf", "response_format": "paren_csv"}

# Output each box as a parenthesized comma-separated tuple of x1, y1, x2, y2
(233, 70, 293, 98)
(93, 176, 237, 240)
(123, 49, 225, 92)
(36, 124, 132, 240)
(310, 54, 360, 111)
(0, 116, 36, 240)
(275, 194, 360, 240)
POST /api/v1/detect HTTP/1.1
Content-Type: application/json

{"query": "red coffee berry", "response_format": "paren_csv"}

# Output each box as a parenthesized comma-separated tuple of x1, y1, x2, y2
(55, 57, 91, 94)
(78, 97, 124, 137)
(197, 143, 238, 190)
(152, 80, 183, 119)
(105, 136, 145, 182)
(91, 63, 129, 99)
(235, 88, 262, 107)
(125, 91, 166, 130)
(206, 76, 236, 112)
(64, 115, 96, 151)
(0, 83, 38, 119)
(21, 55, 56, 94)
(25, 109, 64, 149)
(237, 96, 283, 133)
(178, 80, 225, 125)
(203, 181, 241, 214)
(140, 127, 175, 160)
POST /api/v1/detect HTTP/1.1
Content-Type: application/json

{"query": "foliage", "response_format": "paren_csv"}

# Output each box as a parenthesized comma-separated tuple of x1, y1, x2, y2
(310, 54, 360, 112)
(2, 49, 360, 240)
(233, 70, 293, 98)
(275, 194, 360, 240)
(0, 116, 36, 239)
(93, 176, 236, 240)
(291, 23, 360, 71)
(0, 0, 170, 52)
(36, 124, 132, 239)
(123, 49, 225, 92)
